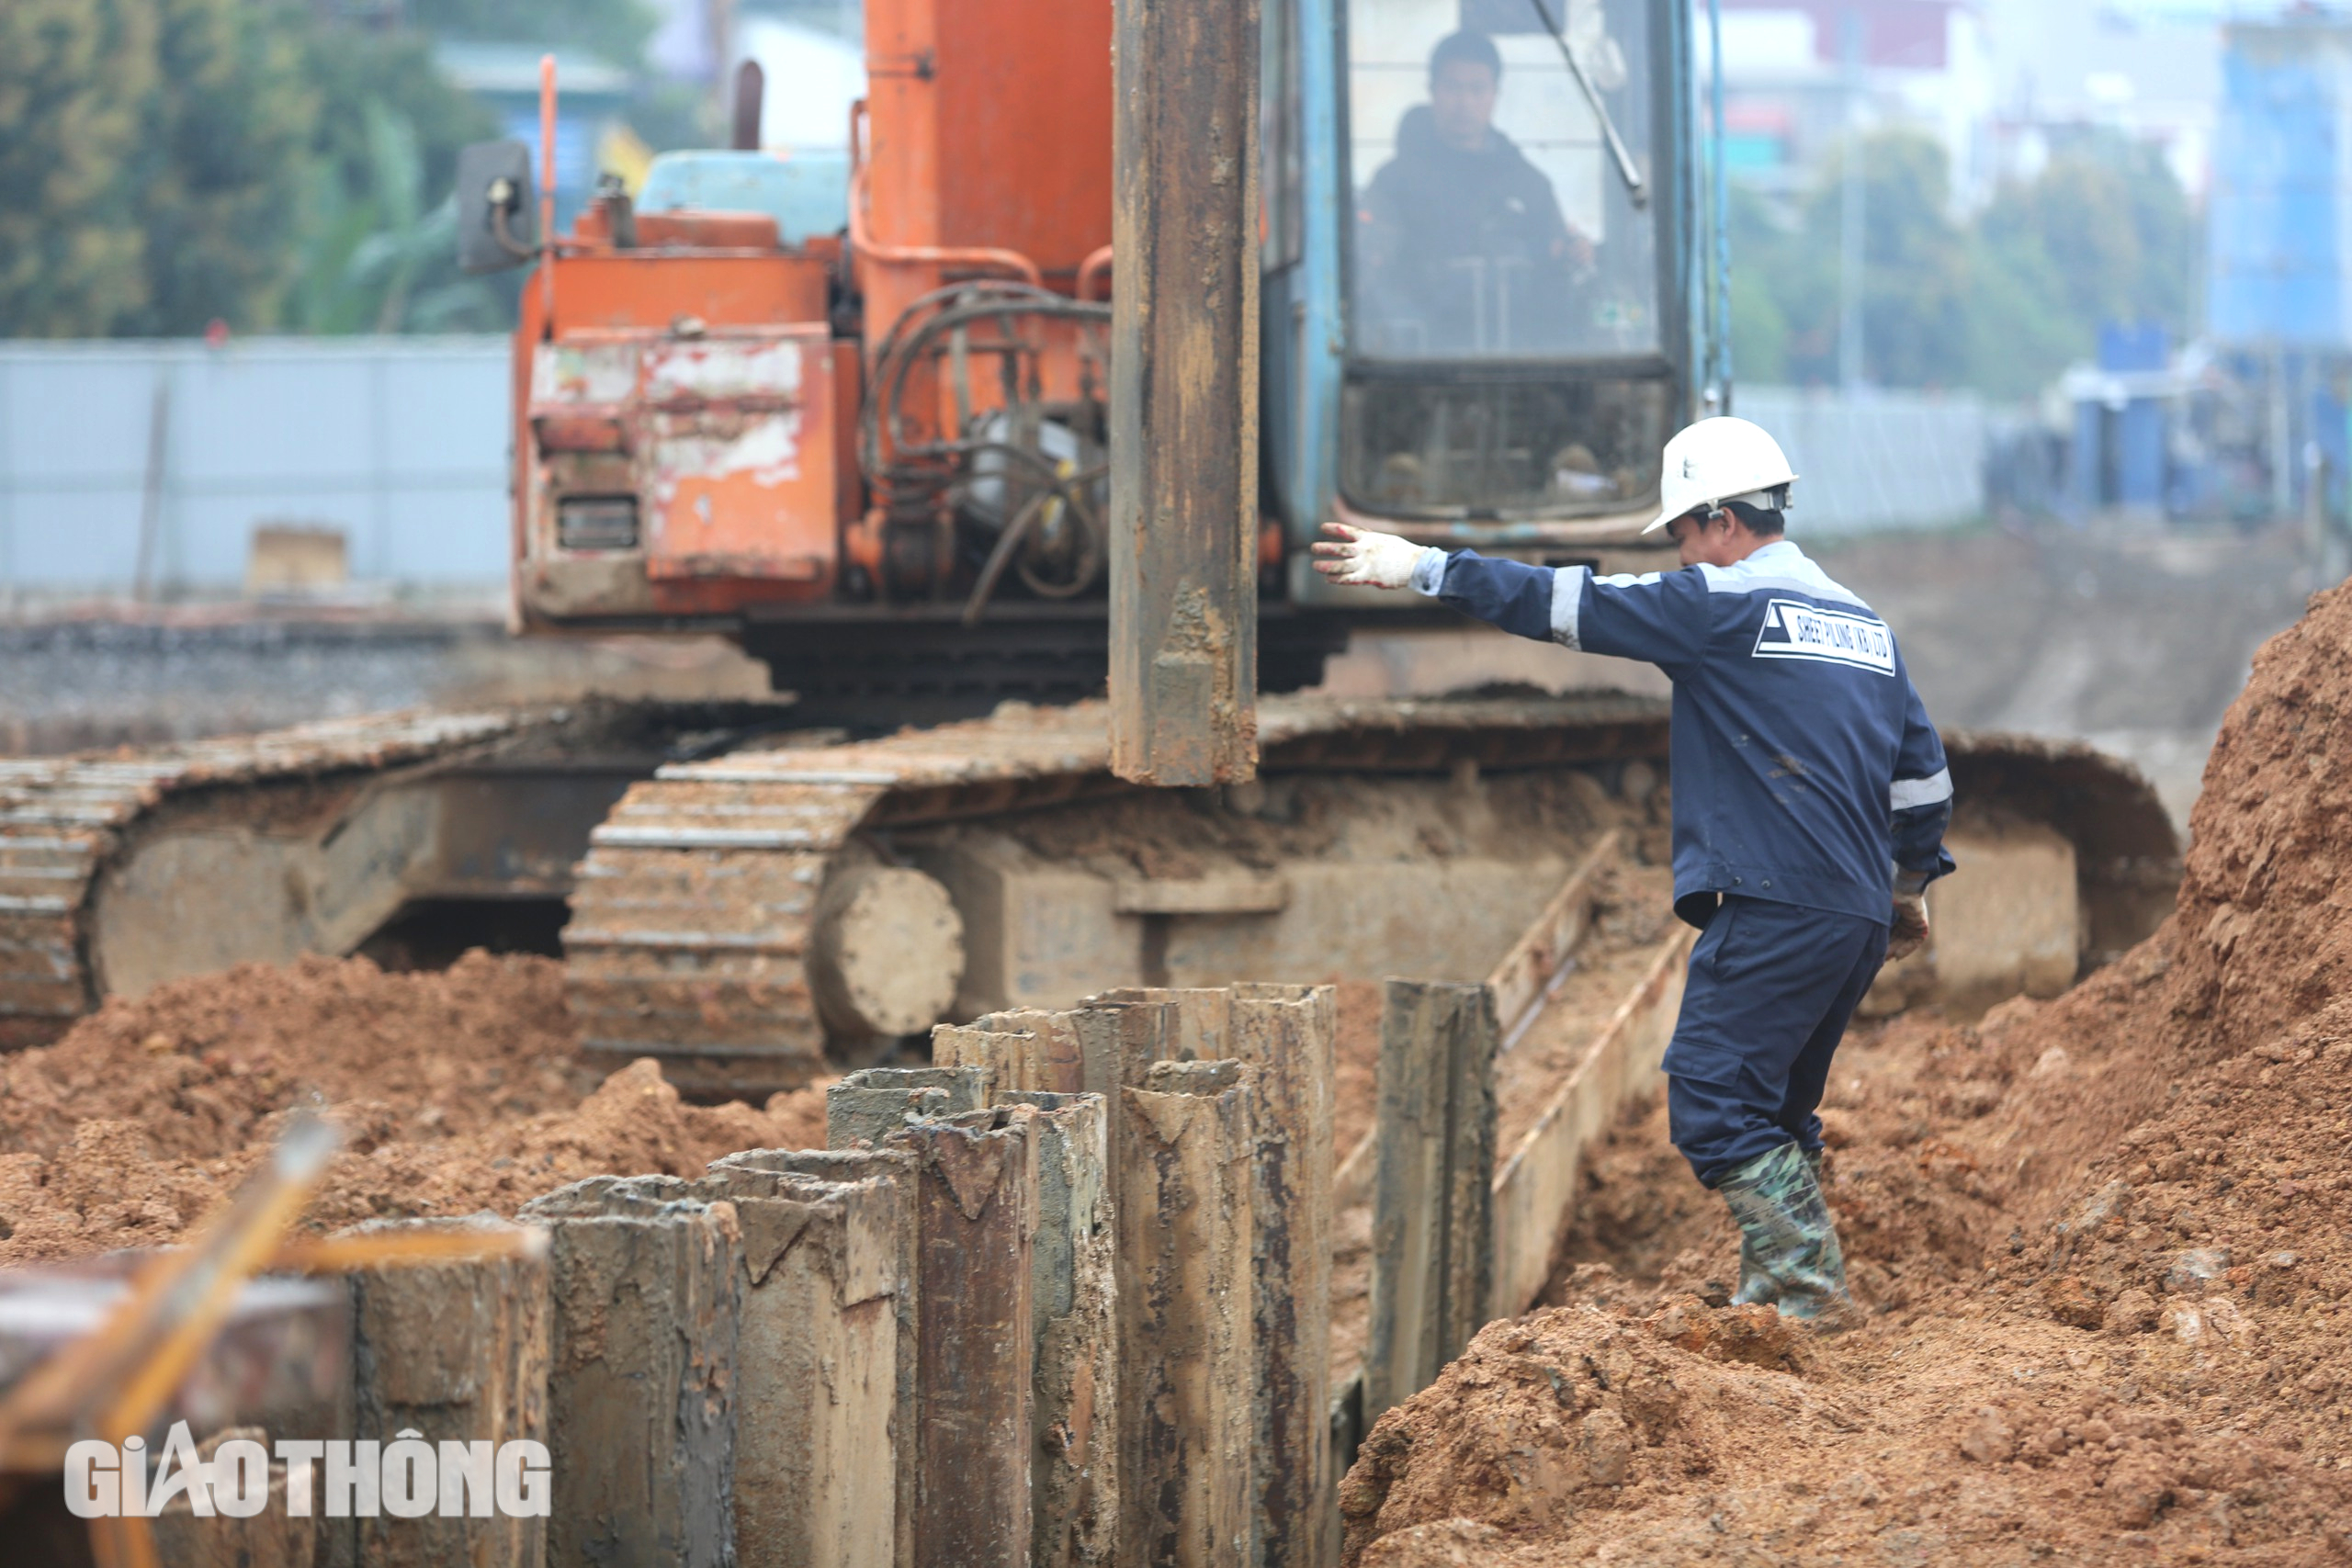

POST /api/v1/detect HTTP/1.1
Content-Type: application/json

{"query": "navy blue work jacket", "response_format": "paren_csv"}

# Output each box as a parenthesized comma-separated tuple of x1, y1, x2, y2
(1409, 538, 1956, 928)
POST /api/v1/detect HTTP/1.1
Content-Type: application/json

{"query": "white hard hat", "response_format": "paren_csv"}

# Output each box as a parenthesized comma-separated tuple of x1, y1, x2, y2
(1642, 416, 1800, 534)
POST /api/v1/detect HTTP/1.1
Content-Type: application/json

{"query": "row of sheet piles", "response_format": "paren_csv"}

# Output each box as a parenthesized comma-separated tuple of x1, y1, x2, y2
(190, 982, 1330, 1568)
(318, 1160, 907, 1568)
(922, 982, 1339, 1568)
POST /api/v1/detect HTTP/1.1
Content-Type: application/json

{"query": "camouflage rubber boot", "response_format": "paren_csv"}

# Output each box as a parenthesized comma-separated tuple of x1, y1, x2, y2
(1717, 1142, 1859, 1325)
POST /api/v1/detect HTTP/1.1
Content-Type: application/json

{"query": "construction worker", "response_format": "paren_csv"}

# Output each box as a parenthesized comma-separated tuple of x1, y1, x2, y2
(1313, 416, 1954, 1324)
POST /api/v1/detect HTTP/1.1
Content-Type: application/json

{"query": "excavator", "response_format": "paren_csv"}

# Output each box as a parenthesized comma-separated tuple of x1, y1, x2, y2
(463, 0, 1699, 713)
(0, 0, 2181, 1091)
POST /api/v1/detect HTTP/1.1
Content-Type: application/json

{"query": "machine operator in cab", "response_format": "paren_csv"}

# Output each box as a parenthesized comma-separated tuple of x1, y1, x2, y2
(1356, 29, 1595, 355)
(1312, 417, 1957, 1326)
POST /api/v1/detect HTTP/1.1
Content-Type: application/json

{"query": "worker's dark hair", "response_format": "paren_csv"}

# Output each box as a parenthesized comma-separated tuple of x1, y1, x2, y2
(1430, 29, 1502, 84)
(1721, 499, 1786, 537)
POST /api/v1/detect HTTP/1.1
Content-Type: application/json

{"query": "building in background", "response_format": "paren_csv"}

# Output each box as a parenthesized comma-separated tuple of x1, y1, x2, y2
(1977, 0, 2221, 199)
(1709, 0, 2220, 210)
(1712, 0, 1989, 203)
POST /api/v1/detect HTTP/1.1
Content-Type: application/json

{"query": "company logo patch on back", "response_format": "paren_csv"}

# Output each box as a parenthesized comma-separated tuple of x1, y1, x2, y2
(1752, 598, 1895, 674)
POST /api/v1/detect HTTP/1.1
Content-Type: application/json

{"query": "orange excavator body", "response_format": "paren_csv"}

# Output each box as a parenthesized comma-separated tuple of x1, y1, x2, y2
(509, 0, 1116, 639)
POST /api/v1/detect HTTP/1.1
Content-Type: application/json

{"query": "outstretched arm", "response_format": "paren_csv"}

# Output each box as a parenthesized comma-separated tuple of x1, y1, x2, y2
(1314, 522, 1708, 672)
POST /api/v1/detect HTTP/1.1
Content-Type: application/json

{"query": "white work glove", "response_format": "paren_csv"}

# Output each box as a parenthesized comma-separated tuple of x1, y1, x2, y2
(1887, 873, 1930, 962)
(1312, 521, 1429, 591)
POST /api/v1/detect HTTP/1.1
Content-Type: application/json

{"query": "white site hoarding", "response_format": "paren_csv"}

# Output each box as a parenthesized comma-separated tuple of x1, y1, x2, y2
(0, 335, 512, 598)
(0, 335, 1987, 600)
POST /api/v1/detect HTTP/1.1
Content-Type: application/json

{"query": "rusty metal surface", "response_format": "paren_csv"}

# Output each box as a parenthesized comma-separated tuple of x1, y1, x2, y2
(1117, 1061, 1255, 1567)
(343, 1215, 551, 1568)
(0, 711, 519, 1046)
(0, 1260, 348, 1440)
(884, 1108, 1039, 1568)
(1365, 981, 1498, 1425)
(517, 1178, 741, 1568)
(526, 329, 842, 615)
(1106, 0, 1262, 785)
(561, 693, 1672, 1089)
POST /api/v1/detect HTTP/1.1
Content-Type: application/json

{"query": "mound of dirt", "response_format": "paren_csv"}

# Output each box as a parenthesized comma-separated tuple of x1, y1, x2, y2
(1948, 577, 2352, 1222)
(0, 952, 586, 1162)
(0, 954, 828, 1266)
(1340, 1304, 1835, 1562)
(1349, 1295, 2351, 1565)
(1344, 581, 2352, 1564)
(1989, 995, 2352, 1461)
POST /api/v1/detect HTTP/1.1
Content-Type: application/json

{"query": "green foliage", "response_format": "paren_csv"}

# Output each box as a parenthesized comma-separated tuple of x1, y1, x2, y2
(116, 0, 318, 335)
(0, 1, 546, 337)
(286, 27, 506, 333)
(288, 102, 508, 334)
(1729, 129, 2199, 400)
(303, 23, 493, 223)
(0, 0, 157, 335)
(1969, 133, 2198, 396)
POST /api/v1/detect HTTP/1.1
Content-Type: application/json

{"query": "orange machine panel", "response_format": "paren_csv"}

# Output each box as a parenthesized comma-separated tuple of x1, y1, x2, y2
(538, 253, 828, 333)
(639, 331, 838, 610)
(933, 0, 1113, 276)
(520, 323, 841, 617)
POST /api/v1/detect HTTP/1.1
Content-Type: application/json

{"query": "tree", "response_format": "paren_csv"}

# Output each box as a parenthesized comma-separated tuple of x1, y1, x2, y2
(1845, 133, 1972, 390)
(1733, 130, 1972, 389)
(1727, 128, 2199, 400)
(288, 100, 508, 334)
(0, 0, 156, 336)
(1969, 133, 2199, 395)
(1727, 185, 1800, 383)
(116, 0, 318, 335)
(287, 24, 504, 333)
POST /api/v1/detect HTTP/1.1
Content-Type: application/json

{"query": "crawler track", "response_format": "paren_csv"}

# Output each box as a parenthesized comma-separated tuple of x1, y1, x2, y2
(562, 692, 1677, 1093)
(0, 713, 521, 1045)
(0, 696, 2182, 1088)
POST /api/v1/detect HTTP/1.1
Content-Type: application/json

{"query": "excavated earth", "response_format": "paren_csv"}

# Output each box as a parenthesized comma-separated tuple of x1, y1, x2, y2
(1340, 579, 2352, 1565)
(0, 953, 828, 1266)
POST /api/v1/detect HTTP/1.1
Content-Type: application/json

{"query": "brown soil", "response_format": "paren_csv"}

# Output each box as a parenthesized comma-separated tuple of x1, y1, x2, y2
(1339, 581, 2352, 1564)
(0, 953, 827, 1266)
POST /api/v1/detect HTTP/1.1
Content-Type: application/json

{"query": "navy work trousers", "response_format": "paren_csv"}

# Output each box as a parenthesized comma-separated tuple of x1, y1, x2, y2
(1663, 895, 1889, 1187)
